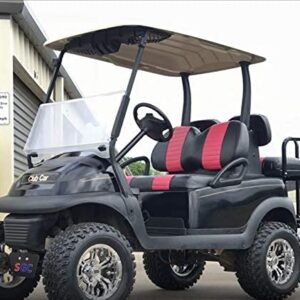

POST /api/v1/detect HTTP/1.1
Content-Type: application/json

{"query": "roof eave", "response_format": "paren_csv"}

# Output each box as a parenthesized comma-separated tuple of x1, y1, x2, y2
(0, 1, 24, 14)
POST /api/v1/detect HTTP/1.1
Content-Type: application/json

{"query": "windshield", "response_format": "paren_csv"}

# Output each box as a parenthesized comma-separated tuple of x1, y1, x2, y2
(24, 92, 123, 157)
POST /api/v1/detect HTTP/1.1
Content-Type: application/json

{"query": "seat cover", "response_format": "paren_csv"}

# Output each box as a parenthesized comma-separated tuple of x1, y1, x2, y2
(151, 126, 198, 173)
(127, 174, 214, 192)
(152, 121, 249, 172)
(129, 121, 249, 192)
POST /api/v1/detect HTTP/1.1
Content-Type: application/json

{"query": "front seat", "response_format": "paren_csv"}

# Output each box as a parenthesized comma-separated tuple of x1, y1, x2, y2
(127, 121, 249, 192)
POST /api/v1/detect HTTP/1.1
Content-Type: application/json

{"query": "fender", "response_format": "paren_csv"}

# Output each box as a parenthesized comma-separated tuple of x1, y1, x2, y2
(238, 196, 297, 248)
(0, 192, 149, 245)
(0, 192, 129, 216)
(0, 192, 150, 250)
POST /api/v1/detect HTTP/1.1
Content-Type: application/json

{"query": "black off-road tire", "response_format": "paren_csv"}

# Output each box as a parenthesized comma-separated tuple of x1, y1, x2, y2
(143, 251, 205, 290)
(236, 222, 300, 300)
(0, 274, 40, 300)
(43, 223, 136, 300)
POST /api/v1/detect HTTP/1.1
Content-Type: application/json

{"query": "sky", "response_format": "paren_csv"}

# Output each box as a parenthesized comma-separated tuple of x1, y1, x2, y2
(26, 1, 300, 158)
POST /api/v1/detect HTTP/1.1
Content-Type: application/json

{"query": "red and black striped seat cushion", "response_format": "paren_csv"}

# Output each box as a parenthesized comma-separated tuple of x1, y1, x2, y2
(127, 174, 213, 192)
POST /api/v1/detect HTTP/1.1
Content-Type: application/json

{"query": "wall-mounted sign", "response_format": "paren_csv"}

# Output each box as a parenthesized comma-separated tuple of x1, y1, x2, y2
(0, 92, 9, 125)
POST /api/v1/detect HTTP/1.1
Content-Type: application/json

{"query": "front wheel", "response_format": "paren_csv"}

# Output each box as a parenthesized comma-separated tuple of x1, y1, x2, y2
(236, 222, 300, 300)
(43, 223, 136, 300)
(143, 251, 205, 290)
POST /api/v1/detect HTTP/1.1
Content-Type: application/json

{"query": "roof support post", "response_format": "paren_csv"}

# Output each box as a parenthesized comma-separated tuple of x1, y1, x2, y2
(44, 48, 66, 103)
(109, 32, 149, 197)
(181, 73, 191, 125)
(240, 62, 251, 127)
(111, 33, 148, 139)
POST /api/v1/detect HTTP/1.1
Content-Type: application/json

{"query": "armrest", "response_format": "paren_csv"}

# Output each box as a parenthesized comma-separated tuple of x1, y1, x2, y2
(210, 158, 248, 188)
(120, 156, 151, 176)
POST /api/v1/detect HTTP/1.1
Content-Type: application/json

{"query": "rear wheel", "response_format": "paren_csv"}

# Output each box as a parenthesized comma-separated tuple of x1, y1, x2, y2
(43, 223, 136, 300)
(236, 222, 300, 300)
(143, 251, 205, 290)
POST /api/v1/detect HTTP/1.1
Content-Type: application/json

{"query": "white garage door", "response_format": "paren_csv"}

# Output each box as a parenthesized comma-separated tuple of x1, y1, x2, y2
(13, 76, 41, 177)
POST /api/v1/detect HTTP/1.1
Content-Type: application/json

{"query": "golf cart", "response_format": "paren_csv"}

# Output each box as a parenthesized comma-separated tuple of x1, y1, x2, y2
(0, 25, 299, 300)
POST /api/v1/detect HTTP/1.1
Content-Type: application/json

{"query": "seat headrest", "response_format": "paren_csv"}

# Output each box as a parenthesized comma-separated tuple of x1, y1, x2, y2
(230, 114, 272, 146)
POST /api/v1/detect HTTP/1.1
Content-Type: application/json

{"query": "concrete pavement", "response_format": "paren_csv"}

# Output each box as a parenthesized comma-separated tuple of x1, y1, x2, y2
(27, 254, 300, 300)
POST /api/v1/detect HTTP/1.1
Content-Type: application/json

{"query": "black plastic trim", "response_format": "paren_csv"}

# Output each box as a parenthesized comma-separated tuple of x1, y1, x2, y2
(0, 194, 296, 250)
(210, 158, 248, 188)
(4, 214, 57, 250)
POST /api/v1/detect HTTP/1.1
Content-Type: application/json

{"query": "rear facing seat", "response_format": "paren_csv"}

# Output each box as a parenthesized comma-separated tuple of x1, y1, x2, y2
(127, 121, 249, 192)
(261, 157, 300, 179)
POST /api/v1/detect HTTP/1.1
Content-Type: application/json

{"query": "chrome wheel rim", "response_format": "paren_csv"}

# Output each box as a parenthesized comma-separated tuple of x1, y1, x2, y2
(266, 239, 295, 285)
(171, 264, 196, 277)
(0, 245, 26, 288)
(76, 244, 122, 299)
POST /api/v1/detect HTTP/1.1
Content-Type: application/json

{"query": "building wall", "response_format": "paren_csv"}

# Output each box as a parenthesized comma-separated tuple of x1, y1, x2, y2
(13, 20, 52, 94)
(12, 19, 69, 102)
(0, 14, 78, 202)
(0, 16, 14, 197)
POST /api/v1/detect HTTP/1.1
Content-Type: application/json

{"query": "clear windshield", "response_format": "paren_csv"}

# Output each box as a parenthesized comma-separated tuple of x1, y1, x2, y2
(24, 92, 123, 157)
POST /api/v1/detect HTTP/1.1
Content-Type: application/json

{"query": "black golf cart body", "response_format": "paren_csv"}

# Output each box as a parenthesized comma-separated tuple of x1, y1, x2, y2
(0, 25, 299, 255)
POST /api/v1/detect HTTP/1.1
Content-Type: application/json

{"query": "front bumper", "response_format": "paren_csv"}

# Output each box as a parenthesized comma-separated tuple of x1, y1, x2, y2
(4, 214, 57, 250)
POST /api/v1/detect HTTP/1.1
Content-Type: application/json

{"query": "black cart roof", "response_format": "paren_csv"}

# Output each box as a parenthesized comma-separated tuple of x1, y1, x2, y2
(45, 25, 265, 77)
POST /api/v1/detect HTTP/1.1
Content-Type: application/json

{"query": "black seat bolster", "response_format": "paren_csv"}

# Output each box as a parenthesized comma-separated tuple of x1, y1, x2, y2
(262, 157, 300, 178)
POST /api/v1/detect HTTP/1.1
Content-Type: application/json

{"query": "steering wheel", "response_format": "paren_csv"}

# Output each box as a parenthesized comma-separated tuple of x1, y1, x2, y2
(133, 103, 173, 142)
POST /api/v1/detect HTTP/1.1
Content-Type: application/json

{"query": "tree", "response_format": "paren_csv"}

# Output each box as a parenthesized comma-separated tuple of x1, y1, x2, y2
(125, 157, 160, 176)
(128, 160, 147, 176)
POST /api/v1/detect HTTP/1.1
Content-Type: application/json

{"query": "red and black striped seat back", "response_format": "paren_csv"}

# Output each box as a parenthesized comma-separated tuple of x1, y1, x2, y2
(151, 121, 249, 173)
